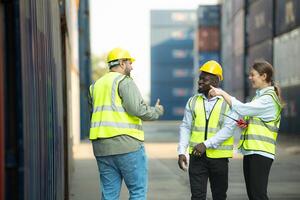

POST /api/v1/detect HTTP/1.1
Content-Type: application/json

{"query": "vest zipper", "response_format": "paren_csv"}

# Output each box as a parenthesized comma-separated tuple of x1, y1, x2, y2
(203, 98, 219, 140)
(205, 119, 209, 140)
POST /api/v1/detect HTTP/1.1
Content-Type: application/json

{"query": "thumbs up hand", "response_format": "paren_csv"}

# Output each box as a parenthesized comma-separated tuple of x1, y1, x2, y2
(155, 98, 164, 115)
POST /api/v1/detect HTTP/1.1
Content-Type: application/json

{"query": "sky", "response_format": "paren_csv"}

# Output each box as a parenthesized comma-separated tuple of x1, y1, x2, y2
(90, 0, 219, 102)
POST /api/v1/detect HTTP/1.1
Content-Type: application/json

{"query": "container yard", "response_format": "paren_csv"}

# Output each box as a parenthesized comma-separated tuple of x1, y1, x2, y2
(1, 0, 300, 199)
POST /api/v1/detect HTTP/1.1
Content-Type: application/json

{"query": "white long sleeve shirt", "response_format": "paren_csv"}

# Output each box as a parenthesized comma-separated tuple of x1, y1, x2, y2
(177, 93, 239, 155)
(203, 86, 278, 159)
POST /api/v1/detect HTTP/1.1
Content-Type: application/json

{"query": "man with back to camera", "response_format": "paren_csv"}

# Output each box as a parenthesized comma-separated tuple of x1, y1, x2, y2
(89, 47, 164, 200)
(177, 60, 239, 200)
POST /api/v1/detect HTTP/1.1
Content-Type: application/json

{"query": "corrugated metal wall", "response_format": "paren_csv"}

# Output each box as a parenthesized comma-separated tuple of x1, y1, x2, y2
(275, 0, 300, 36)
(150, 10, 195, 120)
(78, 0, 91, 139)
(274, 27, 300, 134)
(4, 0, 24, 199)
(0, 3, 5, 200)
(3, 0, 69, 199)
(19, 1, 66, 199)
(221, 0, 300, 135)
(221, 0, 233, 95)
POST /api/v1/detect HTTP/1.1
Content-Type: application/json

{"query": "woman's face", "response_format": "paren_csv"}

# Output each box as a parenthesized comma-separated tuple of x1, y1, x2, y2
(248, 68, 267, 89)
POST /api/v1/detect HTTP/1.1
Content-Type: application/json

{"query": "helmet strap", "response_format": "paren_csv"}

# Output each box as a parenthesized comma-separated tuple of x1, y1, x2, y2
(108, 60, 120, 68)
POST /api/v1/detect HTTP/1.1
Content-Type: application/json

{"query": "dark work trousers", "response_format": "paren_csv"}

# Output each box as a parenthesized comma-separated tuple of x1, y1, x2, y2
(243, 154, 273, 200)
(189, 153, 228, 200)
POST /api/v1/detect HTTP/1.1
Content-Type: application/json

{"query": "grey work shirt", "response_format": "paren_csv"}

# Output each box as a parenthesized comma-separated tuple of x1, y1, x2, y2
(92, 75, 163, 156)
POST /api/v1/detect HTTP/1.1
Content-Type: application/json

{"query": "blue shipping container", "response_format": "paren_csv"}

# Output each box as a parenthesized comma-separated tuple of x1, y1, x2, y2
(151, 27, 194, 47)
(151, 46, 194, 64)
(151, 83, 193, 105)
(198, 52, 220, 67)
(197, 5, 220, 26)
(151, 64, 194, 82)
(152, 99, 189, 120)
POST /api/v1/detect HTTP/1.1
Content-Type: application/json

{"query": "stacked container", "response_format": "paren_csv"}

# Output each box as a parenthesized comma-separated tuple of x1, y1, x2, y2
(0, 3, 4, 199)
(2, 0, 82, 199)
(151, 10, 196, 120)
(195, 5, 221, 91)
(246, 0, 274, 97)
(232, 1, 246, 100)
(221, 1, 233, 97)
(221, 0, 300, 135)
(273, 0, 300, 134)
(78, 0, 91, 139)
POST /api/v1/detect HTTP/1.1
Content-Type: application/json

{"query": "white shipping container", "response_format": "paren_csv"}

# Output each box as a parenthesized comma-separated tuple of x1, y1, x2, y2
(274, 27, 300, 87)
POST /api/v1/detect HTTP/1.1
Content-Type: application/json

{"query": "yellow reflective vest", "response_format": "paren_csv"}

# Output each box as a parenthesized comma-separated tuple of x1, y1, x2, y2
(238, 90, 282, 155)
(189, 95, 234, 158)
(89, 72, 144, 141)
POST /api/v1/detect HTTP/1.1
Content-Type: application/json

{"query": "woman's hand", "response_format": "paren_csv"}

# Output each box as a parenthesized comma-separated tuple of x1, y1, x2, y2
(209, 85, 224, 97)
(209, 85, 233, 106)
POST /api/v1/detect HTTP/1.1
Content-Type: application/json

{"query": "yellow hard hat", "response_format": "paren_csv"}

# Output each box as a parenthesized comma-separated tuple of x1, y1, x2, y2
(107, 47, 135, 64)
(199, 60, 223, 80)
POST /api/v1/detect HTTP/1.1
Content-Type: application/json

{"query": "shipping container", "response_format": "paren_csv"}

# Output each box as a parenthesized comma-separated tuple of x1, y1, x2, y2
(274, 27, 300, 88)
(151, 27, 194, 47)
(247, 0, 274, 46)
(151, 46, 194, 64)
(151, 10, 196, 27)
(280, 85, 300, 134)
(197, 26, 220, 51)
(153, 100, 189, 120)
(232, 55, 245, 100)
(233, 9, 245, 56)
(0, 3, 4, 199)
(247, 39, 273, 67)
(78, 0, 91, 139)
(2, 0, 79, 199)
(151, 64, 194, 82)
(221, 0, 233, 86)
(221, 28, 233, 61)
(275, 0, 300, 36)
(197, 5, 220, 26)
(232, 0, 245, 17)
(151, 83, 193, 104)
(198, 52, 220, 67)
(221, 0, 233, 28)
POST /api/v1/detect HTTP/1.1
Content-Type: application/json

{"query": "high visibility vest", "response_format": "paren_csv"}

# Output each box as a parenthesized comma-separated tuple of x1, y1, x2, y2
(89, 72, 144, 141)
(238, 90, 282, 155)
(189, 95, 234, 158)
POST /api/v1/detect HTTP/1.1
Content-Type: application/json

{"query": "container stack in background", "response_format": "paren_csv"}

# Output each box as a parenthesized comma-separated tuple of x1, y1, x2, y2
(194, 5, 221, 92)
(221, 0, 300, 134)
(273, 0, 300, 134)
(150, 10, 196, 120)
(246, 0, 275, 98)
(232, 1, 246, 101)
(221, 0, 234, 98)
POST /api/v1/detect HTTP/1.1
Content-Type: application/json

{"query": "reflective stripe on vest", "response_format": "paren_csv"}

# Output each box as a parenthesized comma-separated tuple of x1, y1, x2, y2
(238, 90, 282, 155)
(188, 95, 234, 158)
(89, 72, 144, 141)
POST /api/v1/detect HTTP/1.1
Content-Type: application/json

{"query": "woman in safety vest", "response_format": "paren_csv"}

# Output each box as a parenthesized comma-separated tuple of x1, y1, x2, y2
(207, 60, 284, 200)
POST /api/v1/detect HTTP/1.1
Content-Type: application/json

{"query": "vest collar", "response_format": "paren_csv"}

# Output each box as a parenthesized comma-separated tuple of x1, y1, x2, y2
(256, 86, 274, 97)
(198, 93, 222, 101)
